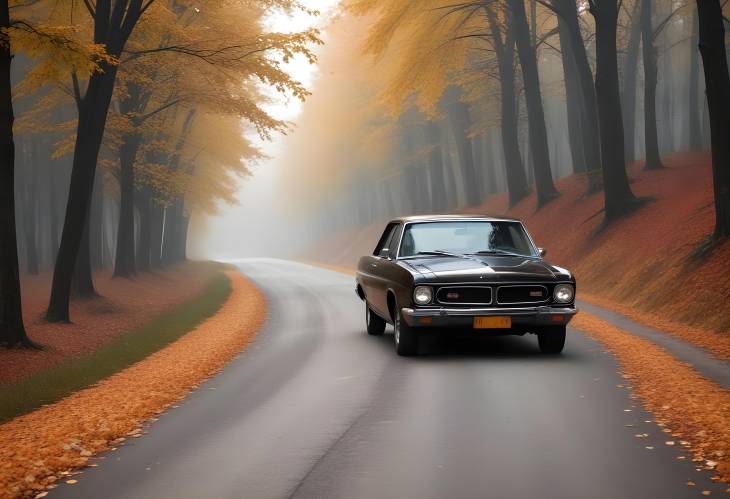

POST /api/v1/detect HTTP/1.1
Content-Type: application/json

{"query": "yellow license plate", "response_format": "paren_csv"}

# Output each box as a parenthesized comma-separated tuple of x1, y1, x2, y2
(473, 316, 512, 329)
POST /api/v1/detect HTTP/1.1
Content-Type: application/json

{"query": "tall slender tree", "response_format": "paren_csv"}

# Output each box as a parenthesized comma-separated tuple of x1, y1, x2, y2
(640, 0, 664, 170)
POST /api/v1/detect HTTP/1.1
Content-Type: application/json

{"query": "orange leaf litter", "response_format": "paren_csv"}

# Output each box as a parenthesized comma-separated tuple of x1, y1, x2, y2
(572, 312, 730, 485)
(0, 271, 267, 498)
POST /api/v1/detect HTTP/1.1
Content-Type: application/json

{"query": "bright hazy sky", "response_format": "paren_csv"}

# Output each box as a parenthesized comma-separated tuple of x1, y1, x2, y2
(194, 0, 340, 259)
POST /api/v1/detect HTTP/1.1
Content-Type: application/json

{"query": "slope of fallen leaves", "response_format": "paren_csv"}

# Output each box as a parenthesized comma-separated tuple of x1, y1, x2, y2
(572, 312, 730, 485)
(308, 152, 730, 359)
(0, 271, 266, 498)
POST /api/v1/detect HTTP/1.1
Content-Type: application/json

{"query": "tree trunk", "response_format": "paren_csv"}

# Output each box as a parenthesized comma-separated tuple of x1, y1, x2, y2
(621, 0, 642, 162)
(591, 0, 637, 222)
(640, 0, 664, 170)
(136, 187, 152, 272)
(423, 121, 448, 212)
(0, 2, 32, 346)
(688, 9, 703, 151)
(446, 97, 481, 206)
(71, 210, 97, 299)
(46, 65, 119, 321)
(485, 5, 529, 206)
(114, 134, 140, 277)
(696, 0, 730, 237)
(510, 0, 559, 207)
(557, 0, 603, 189)
(558, 17, 586, 173)
(90, 171, 104, 269)
(149, 200, 164, 269)
(22, 147, 39, 275)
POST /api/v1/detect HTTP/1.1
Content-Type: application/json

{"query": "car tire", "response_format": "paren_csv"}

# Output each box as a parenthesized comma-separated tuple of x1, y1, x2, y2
(394, 308, 418, 356)
(366, 304, 386, 335)
(537, 326, 566, 354)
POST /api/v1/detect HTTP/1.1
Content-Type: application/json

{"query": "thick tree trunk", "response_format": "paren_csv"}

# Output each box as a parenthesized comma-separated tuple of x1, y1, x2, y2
(114, 134, 140, 277)
(510, 0, 559, 207)
(696, 0, 730, 237)
(485, 5, 529, 206)
(0, 2, 32, 346)
(622, 1, 642, 162)
(71, 211, 97, 299)
(47, 66, 119, 321)
(688, 9, 703, 151)
(591, 1, 637, 222)
(446, 97, 481, 206)
(558, 17, 586, 173)
(557, 0, 603, 189)
(641, 0, 664, 170)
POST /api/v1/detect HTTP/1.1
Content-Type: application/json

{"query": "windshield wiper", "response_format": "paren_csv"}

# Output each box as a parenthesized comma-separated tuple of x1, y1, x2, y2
(468, 249, 528, 258)
(407, 250, 468, 259)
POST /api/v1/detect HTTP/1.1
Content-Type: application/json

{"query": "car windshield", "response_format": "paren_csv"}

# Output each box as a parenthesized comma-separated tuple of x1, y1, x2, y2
(398, 221, 536, 258)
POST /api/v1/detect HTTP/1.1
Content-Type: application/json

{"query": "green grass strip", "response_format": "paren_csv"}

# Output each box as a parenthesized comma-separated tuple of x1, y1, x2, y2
(0, 270, 232, 423)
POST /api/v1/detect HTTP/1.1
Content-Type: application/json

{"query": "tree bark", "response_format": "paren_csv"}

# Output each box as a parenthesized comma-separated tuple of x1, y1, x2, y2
(47, 0, 147, 322)
(509, 0, 559, 207)
(485, 4, 529, 206)
(590, 0, 637, 222)
(71, 210, 97, 299)
(621, 1, 642, 163)
(0, 1, 32, 346)
(445, 96, 482, 206)
(688, 9, 703, 151)
(696, 0, 730, 237)
(640, 0, 665, 170)
(114, 134, 140, 277)
(555, 0, 603, 189)
(558, 17, 586, 174)
(149, 200, 164, 269)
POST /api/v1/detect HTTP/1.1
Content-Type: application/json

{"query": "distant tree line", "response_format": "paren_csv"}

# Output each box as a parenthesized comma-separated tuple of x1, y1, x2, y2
(305, 0, 727, 248)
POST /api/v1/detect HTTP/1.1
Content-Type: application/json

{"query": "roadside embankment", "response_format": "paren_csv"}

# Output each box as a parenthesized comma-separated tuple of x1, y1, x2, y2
(0, 270, 267, 498)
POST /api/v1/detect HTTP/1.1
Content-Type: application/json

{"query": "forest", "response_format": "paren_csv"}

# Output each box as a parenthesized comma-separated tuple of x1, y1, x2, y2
(1, 0, 729, 348)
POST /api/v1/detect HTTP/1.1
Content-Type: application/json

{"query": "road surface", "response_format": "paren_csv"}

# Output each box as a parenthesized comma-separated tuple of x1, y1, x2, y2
(52, 259, 725, 498)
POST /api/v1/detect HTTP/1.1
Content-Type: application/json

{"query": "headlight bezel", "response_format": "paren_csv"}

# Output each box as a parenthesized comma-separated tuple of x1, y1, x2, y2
(553, 283, 575, 303)
(413, 285, 433, 305)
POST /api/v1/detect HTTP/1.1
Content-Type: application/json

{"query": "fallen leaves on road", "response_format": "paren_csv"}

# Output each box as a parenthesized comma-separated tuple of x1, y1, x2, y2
(0, 272, 266, 498)
(572, 313, 730, 485)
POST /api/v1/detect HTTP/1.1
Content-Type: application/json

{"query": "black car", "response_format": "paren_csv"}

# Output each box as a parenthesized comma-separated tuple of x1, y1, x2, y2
(355, 215, 577, 356)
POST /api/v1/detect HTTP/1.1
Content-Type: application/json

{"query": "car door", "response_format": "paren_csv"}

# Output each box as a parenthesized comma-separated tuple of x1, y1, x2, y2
(369, 223, 402, 319)
(362, 223, 399, 318)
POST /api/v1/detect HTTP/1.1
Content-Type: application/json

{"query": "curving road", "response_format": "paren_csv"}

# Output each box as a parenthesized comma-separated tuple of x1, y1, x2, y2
(51, 259, 725, 498)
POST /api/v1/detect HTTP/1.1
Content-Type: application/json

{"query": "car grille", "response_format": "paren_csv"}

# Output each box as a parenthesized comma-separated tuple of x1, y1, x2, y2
(436, 286, 492, 305)
(496, 285, 549, 305)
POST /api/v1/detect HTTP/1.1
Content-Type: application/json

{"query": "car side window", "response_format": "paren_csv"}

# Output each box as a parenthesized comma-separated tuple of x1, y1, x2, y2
(373, 223, 398, 256)
(387, 225, 402, 257)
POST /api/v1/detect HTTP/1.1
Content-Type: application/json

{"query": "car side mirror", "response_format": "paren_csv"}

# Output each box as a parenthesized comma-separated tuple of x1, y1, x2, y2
(538, 247, 547, 258)
(379, 248, 390, 259)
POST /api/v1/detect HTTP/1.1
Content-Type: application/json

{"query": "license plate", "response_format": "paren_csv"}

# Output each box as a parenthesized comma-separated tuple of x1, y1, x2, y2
(473, 316, 512, 329)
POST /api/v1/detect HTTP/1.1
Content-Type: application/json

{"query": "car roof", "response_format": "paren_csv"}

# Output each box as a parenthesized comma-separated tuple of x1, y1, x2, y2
(389, 214, 523, 224)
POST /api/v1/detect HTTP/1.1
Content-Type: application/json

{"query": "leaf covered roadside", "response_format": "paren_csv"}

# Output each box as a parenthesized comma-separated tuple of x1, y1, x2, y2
(0, 271, 266, 498)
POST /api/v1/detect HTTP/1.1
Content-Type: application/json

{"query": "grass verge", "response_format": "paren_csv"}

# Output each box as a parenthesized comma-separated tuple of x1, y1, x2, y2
(0, 271, 231, 423)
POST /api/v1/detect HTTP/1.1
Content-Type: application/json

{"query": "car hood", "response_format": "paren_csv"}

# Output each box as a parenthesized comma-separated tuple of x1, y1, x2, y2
(403, 255, 571, 283)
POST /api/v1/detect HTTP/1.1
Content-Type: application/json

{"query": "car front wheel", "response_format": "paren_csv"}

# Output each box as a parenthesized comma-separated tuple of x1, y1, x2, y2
(537, 325, 566, 354)
(366, 304, 386, 335)
(394, 308, 418, 356)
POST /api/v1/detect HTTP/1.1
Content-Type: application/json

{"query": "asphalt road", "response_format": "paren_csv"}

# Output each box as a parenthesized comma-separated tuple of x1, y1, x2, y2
(51, 259, 726, 499)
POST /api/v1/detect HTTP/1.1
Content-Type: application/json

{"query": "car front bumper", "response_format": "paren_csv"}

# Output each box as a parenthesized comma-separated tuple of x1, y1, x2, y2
(400, 305, 578, 329)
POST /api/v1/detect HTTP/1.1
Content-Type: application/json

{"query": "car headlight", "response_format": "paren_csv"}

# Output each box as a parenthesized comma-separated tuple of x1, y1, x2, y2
(413, 286, 433, 305)
(553, 284, 574, 303)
